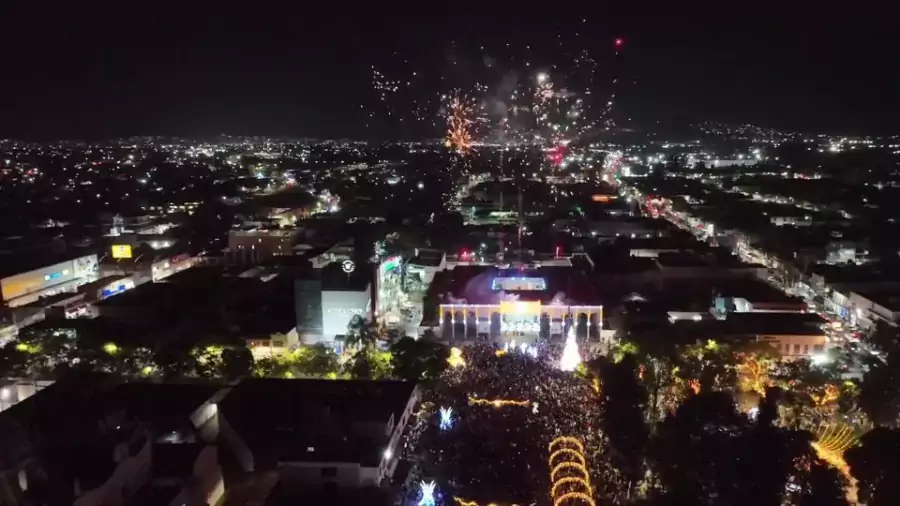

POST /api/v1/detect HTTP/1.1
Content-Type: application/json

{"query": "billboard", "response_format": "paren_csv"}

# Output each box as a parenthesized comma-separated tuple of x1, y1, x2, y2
(111, 244, 133, 259)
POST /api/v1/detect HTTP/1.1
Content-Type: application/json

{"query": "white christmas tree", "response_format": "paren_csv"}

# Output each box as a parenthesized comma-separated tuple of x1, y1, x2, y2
(559, 324, 582, 372)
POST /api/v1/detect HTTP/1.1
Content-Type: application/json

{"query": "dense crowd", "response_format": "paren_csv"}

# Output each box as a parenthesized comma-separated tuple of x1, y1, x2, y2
(407, 343, 602, 505)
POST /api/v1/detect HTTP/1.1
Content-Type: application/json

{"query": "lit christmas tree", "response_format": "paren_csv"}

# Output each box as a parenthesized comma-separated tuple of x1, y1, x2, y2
(559, 324, 582, 371)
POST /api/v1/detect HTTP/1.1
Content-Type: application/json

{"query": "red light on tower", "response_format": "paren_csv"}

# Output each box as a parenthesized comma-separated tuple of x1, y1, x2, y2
(614, 37, 624, 47)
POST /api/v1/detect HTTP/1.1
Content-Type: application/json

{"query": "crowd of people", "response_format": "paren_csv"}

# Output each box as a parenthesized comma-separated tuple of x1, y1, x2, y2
(406, 342, 603, 505)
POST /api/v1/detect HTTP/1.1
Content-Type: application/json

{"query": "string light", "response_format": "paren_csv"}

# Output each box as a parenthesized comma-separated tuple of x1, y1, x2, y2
(811, 423, 858, 479)
(549, 448, 586, 467)
(554, 492, 596, 506)
(549, 437, 584, 454)
(815, 424, 857, 454)
(550, 461, 590, 483)
(549, 437, 594, 506)
(448, 347, 466, 368)
(467, 396, 530, 408)
(551, 477, 592, 498)
(453, 499, 522, 506)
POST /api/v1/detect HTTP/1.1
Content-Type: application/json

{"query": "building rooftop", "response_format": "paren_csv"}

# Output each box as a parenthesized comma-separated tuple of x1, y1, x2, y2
(220, 378, 416, 468)
(427, 265, 601, 310)
(725, 312, 826, 336)
(320, 261, 371, 292)
(410, 249, 444, 267)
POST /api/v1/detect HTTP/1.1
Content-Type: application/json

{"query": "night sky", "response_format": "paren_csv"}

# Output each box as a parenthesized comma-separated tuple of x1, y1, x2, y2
(1, 7, 897, 140)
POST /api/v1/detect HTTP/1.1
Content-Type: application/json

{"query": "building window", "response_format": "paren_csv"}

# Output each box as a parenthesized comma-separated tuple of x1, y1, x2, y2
(813, 345, 824, 352)
(794, 344, 801, 354)
(321, 467, 337, 478)
(803, 345, 809, 354)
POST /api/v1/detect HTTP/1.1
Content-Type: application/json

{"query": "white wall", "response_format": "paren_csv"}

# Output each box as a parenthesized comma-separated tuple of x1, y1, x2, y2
(321, 289, 371, 339)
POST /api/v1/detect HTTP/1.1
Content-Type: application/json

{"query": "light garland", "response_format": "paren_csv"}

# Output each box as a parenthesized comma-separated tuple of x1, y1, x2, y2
(549, 436, 585, 454)
(548, 436, 595, 506)
(811, 423, 858, 480)
(468, 396, 530, 408)
(815, 424, 857, 454)
(549, 448, 586, 467)
(554, 491, 596, 506)
(453, 499, 523, 506)
(551, 476, 592, 498)
(448, 347, 466, 368)
(550, 461, 590, 483)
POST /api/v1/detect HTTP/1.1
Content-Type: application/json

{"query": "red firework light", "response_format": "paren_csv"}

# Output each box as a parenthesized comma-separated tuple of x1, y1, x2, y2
(547, 144, 568, 168)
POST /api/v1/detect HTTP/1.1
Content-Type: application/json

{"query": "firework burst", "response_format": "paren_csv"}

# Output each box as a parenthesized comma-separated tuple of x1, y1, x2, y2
(444, 93, 477, 154)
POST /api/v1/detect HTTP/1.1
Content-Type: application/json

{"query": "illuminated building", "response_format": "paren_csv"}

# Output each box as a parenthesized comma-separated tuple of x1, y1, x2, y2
(228, 228, 300, 263)
(295, 261, 372, 345)
(431, 266, 602, 342)
(0, 254, 99, 308)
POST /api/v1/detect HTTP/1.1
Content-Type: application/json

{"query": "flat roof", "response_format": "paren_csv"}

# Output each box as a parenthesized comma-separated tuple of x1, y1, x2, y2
(426, 265, 601, 309)
(0, 249, 96, 279)
(852, 288, 900, 313)
(725, 312, 826, 336)
(220, 378, 416, 468)
(410, 250, 444, 267)
(321, 261, 370, 292)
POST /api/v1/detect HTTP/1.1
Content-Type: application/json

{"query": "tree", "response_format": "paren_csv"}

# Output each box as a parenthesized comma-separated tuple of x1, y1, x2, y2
(193, 345, 224, 379)
(297, 343, 340, 377)
(598, 354, 649, 501)
(346, 351, 374, 379)
(771, 358, 847, 429)
(857, 349, 900, 427)
(253, 356, 291, 378)
(0, 344, 29, 377)
(153, 343, 197, 379)
(221, 346, 254, 381)
(676, 341, 740, 394)
(735, 344, 777, 396)
(344, 315, 380, 351)
(866, 321, 900, 355)
(795, 461, 850, 506)
(389, 337, 449, 384)
(846, 427, 900, 506)
(648, 390, 816, 506)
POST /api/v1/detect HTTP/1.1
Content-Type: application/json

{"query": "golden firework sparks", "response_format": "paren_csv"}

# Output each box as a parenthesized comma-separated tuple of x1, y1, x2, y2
(445, 94, 475, 154)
